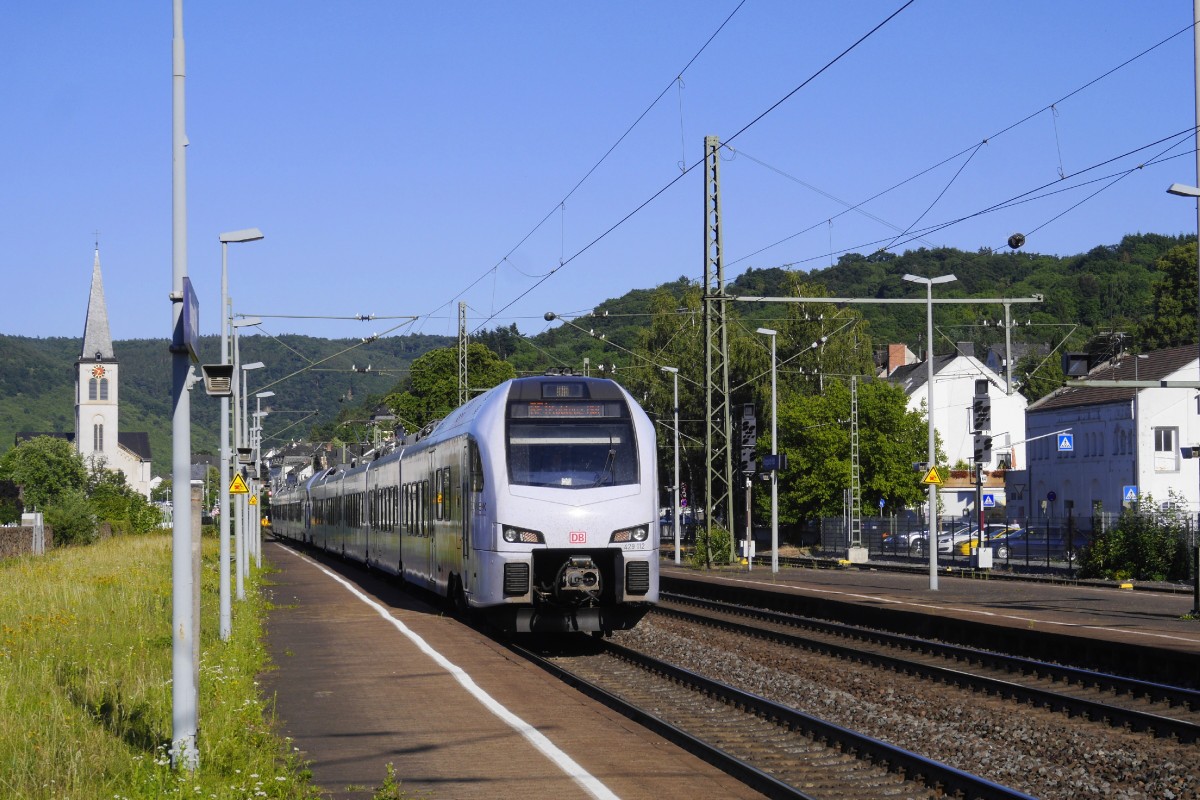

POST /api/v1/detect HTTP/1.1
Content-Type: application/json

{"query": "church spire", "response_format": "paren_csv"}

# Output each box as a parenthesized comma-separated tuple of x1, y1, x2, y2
(81, 248, 114, 361)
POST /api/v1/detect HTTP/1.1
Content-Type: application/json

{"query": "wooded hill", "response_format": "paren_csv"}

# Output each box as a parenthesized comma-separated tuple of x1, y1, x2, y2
(2, 232, 1192, 475)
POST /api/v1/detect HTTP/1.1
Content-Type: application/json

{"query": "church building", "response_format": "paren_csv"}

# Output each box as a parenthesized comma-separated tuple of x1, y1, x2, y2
(16, 250, 153, 498)
(75, 249, 153, 496)
(72, 253, 156, 496)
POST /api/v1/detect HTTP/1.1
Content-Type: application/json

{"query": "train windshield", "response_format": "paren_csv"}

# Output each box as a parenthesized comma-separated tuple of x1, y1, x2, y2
(506, 421, 638, 488)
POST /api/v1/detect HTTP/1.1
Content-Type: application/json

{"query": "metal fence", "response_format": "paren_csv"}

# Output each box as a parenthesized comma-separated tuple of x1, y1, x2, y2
(815, 511, 1199, 575)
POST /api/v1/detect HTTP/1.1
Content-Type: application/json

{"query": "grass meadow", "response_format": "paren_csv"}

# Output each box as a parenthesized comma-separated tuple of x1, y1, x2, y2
(0, 532, 322, 799)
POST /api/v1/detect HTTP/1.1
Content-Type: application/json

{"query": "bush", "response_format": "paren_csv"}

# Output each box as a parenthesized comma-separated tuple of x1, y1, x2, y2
(690, 524, 733, 567)
(1079, 496, 1192, 581)
(42, 488, 98, 546)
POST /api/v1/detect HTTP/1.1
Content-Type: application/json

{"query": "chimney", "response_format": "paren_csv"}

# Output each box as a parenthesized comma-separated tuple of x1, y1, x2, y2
(956, 341, 975, 359)
(887, 344, 908, 376)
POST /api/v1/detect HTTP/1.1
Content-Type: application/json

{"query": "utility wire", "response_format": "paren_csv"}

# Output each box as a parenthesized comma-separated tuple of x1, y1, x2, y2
(471, 1, 916, 334)
(730, 20, 1194, 270)
(421, 1, 749, 334)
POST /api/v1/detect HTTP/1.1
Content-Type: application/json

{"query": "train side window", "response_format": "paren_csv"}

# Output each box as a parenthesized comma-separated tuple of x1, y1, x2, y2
(469, 440, 484, 492)
(421, 480, 429, 535)
(442, 468, 453, 519)
(434, 468, 444, 521)
(405, 484, 412, 533)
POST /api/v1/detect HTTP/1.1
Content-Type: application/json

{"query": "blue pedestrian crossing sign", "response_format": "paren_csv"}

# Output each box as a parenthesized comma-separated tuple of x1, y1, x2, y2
(982, 493, 996, 508)
(1123, 485, 1138, 503)
(1057, 433, 1074, 452)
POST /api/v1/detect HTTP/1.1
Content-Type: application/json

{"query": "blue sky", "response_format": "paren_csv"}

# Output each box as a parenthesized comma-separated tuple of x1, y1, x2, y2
(2, 1, 1198, 345)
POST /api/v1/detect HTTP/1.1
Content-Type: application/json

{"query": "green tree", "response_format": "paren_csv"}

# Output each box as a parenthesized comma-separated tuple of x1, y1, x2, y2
(769, 379, 929, 520)
(1137, 242, 1198, 350)
(0, 436, 87, 511)
(1015, 350, 1066, 404)
(384, 343, 516, 430)
(84, 461, 162, 535)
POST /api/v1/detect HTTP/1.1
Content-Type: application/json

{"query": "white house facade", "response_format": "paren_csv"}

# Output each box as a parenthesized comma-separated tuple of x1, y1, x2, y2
(1023, 345, 1200, 524)
(889, 346, 1028, 471)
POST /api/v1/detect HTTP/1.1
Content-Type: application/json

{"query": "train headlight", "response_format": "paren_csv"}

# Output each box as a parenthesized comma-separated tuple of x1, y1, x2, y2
(502, 526, 544, 544)
(610, 525, 649, 543)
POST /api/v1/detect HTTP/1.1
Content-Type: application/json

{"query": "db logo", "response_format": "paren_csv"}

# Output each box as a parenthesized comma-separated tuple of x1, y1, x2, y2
(569, 531, 587, 544)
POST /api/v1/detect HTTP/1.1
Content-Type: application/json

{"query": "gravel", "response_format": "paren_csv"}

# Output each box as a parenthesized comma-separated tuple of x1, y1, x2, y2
(614, 616, 1199, 800)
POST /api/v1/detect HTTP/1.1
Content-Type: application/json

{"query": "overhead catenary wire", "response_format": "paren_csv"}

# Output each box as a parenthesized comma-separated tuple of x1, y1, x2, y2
(727, 19, 1195, 271)
(471, 1, 916, 335)
(418, 1, 749, 335)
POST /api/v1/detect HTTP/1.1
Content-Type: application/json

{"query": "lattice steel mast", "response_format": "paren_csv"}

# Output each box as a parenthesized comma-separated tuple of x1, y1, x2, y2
(458, 301, 468, 407)
(703, 135, 735, 562)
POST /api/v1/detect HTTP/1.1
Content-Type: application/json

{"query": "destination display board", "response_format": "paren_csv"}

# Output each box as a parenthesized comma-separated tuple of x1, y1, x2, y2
(515, 401, 617, 419)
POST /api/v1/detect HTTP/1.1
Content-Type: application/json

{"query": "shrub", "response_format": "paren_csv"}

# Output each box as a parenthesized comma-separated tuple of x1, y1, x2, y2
(1079, 495, 1192, 581)
(690, 524, 733, 567)
(43, 488, 98, 546)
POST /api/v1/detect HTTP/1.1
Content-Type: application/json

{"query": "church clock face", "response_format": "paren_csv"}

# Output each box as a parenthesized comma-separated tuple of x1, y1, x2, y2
(91, 365, 106, 379)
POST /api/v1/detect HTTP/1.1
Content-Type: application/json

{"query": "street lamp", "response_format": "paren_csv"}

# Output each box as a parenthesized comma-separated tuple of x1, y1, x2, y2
(1166, 5, 1200, 603)
(253, 392, 274, 568)
(903, 272, 957, 591)
(217, 228, 262, 641)
(236, 357, 264, 593)
(756, 328, 780, 574)
(661, 367, 681, 565)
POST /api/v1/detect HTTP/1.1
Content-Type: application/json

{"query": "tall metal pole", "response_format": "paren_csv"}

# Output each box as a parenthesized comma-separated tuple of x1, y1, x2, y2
(218, 242, 231, 640)
(769, 332, 778, 574)
(1193, 0, 1200, 615)
(904, 273, 957, 590)
(232, 329, 244, 598)
(662, 367, 681, 565)
(924, 279, 938, 591)
(240, 367, 249, 578)
(169, 0, 198, 770)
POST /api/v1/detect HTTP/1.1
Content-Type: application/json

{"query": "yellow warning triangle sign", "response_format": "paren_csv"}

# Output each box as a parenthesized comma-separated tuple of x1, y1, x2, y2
(921, 466, 943, 486)
(229, 474, 250, 494)
(248, 494, 258, 506)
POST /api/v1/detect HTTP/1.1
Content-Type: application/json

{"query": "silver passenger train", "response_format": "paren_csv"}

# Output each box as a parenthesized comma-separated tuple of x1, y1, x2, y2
(271, 375, 659, 633)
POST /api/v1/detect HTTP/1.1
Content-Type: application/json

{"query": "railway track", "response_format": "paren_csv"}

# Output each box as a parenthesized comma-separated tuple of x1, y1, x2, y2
(656, 591, 1200, 744)
(513, 638, 1035, 800)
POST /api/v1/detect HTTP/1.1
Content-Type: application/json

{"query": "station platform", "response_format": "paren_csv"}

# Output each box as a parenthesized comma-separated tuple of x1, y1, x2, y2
(261, 540, 765, 800)
(660, 559, 1200, 684)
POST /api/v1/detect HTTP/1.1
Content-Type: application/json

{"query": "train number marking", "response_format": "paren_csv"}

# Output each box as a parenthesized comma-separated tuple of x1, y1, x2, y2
(569, 531, 587, 544)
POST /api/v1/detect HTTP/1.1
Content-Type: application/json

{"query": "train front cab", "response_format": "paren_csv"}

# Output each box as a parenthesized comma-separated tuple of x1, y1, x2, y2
(471, 377, 659, 634)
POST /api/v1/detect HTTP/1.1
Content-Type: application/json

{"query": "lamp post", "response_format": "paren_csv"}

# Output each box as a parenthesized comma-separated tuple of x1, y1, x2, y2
(756, 328, 779, 574)
(236, 357, 264, 591)
(253, 391, 274, 568)
(1165, 0, 1200, 612)
(903, 273, 958, 591)
(661, 367, 681, 565)
(168, 0, 196, 768)
(217, 228, 262, 641)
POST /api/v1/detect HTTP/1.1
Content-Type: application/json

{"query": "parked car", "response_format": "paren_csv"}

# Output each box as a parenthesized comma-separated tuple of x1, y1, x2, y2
(988, 528, 1077, 562)
(953, 524, 1022, 556)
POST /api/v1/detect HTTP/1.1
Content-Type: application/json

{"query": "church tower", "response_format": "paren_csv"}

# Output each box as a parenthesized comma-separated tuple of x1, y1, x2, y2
(76, 248, 119, 468)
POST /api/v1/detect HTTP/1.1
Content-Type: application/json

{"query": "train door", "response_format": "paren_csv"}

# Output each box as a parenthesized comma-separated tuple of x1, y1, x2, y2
(464, 438, 485, 598)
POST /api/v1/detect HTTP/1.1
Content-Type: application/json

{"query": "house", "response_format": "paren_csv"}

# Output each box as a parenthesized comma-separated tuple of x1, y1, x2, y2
(888, 342, 1028, 519)
(1020, 344, 1200, 525)
(888, 342, 1027, 470)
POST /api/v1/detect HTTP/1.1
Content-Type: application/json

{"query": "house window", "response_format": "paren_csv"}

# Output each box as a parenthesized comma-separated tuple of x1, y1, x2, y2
(1153, 426, 1178, 472)
(88, 377, 98, 400)
(94, 423, 104, 452)
(99, 378, 109, 400)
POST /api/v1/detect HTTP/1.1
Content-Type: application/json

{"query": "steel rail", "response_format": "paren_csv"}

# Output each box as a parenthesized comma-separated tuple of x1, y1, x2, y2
(659, 593, 1200, 742)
